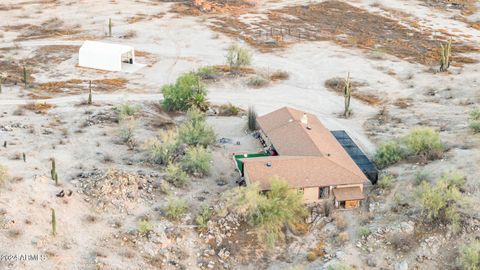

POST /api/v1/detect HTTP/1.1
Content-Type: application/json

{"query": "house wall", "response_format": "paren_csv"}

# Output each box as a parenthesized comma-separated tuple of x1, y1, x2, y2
(302, 187, 319, 204)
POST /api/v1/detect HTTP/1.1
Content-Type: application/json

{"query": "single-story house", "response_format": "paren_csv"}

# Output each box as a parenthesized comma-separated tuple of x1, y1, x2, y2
(241, 107, 371, 208)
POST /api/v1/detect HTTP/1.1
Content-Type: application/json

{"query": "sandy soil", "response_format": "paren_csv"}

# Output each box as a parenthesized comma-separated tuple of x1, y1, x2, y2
(1, 0, 480, 269)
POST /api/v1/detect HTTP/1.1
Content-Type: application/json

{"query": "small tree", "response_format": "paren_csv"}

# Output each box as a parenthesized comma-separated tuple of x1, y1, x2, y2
(226, 44, 252, 72)
(181, 146, 212, 177)
(164, 163, 189, 187)
(178, 108, 216, 147)
(162, 73, 208, 112)
(439, 39, 452, 72)
(343, 73, 352, 118)
(165, 197, 188, 221)
(460, 240, 480, 270)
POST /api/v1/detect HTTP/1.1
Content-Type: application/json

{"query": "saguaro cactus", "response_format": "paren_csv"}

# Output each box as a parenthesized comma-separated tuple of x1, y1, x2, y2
(22, 65, 28, 88)
(108, 18, 112, 37)
(343, 73, 352, 118)
(50, 158, 58, 185)
(51, 208, 57, 236)
(88, 80, 92, 105)
(440, 39, 452, 72)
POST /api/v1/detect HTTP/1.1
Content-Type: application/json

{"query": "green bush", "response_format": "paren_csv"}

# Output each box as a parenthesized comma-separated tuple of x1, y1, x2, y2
(178, 109, 216, 147)
(0, 165, 8, 186)
(162, 73, 208, 112)
(469, 108, 480, 133)
(115, 103, 141, 121)
(181, 146, 212, 177)
(416, 172, 464, 232)
(148, 130, 179, 165)
(227, 177, 307, 246)
(378, 174, 395, 190)
(195, 66, 219, 80)
(403, 127, 443, 159)
(195, 205, 213, 229)
(374, 140, 403, 168)
(247, 75, 269, 88)
(138, 220, 153, 235)
(164, 163, 189, 187)
(460, 240, 480, 270)
(165, 197, 188, 221)
(357, 226, 371, 238)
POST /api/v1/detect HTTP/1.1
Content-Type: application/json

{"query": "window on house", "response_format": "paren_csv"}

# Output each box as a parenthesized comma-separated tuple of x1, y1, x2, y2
(319, 186, 330, 199)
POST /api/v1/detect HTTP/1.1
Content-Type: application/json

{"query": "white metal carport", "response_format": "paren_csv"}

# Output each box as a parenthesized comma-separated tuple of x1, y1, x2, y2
(78, 41, 136, 72)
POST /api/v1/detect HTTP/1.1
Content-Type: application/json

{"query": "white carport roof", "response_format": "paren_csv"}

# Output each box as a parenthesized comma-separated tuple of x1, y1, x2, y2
(80, 41, 133, 56)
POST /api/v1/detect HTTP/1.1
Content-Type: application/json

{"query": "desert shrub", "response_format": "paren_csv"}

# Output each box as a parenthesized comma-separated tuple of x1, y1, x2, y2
(358, 226, 371, 238)
(148, 129, 179, 165)
(138, 220, 153, 235)
(387, 232, 415, 252)
(226, 177, 307, 246)
(181, 146, 212, 177)
(416, 172, 465, 232)
(327, 262, 352, 270)
(195, 66, 219, 80)
(469, 108, 480, 133)
(178, 109, 216, 147)
(247, 75, 269, 88)
(306, 251, 317, 262)
(374, 140, 403, 168)
(459, 240, 480, 270)
(218, 103, 240, 116)
(195, 205, 213, 229)
(164, 163, 189, 187)
(414, 170, 430, 186)
(334, 214, 347, 230)
(118, 119, 137, 149)
(336, 232, 349, 244)
(247, 106, 257, 131)
(162, 73, 208, 112)
(378, 174, 395, 190)
(226, 44, 251, 70)
(115, 103, 141, 121)
(0, 165, 9, 186)
(270, 70, 289, 81)
(165, 197, 188, 221)
(439, 170, 466, 189)
(403, 127, 444, 160)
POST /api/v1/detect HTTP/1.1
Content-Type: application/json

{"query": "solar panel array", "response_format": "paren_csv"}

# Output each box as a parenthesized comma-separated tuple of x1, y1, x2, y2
(331, 130, 378, 184)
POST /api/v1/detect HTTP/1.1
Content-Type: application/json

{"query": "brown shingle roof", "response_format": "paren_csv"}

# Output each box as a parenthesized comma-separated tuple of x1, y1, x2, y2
(332, 187, 365, 201)
(247, 107, 368, 190)
(243, 156, 367, 190)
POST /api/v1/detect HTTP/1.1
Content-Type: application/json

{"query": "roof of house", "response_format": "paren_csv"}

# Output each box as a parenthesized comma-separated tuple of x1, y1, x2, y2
(246, 106, 368, 190)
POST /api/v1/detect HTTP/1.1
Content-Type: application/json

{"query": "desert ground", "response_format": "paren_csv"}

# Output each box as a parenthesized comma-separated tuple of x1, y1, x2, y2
(1, 0, 480, 269)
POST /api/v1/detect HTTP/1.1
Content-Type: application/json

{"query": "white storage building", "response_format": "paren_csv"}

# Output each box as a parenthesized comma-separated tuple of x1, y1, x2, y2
(78, 41, 135, 72)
